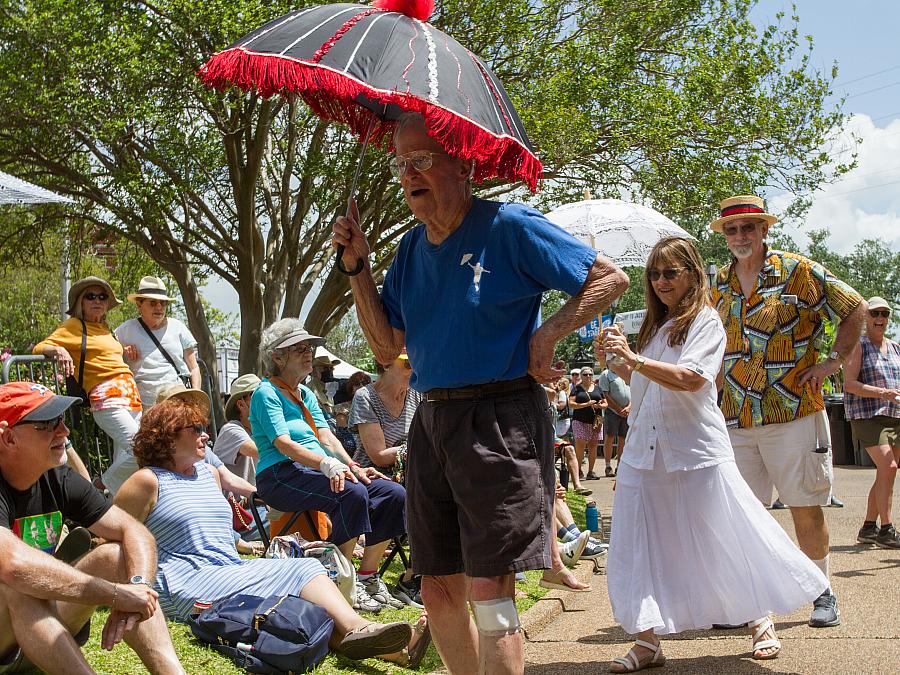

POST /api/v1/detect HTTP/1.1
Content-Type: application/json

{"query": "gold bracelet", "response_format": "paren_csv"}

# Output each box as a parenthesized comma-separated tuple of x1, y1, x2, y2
(111, 582, 118, 609)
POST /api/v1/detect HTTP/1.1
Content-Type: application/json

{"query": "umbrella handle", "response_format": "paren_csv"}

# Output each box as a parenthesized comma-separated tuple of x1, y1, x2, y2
(336, 244, 365, 275)
(335, 116, 378, 277)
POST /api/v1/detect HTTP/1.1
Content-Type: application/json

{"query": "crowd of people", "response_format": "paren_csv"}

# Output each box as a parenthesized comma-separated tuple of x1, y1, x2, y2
(0, 108, 897, 675)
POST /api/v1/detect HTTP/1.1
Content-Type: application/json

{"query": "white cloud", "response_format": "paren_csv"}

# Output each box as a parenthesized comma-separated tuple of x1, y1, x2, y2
(769, 114, 900, 254)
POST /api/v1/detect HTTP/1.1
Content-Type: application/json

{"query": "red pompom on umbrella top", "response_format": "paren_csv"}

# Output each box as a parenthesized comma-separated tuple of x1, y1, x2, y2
(199, 1, 542, 192)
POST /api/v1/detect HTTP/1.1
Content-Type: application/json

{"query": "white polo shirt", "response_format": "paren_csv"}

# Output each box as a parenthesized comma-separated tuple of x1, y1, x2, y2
(622, 306, 733, 473)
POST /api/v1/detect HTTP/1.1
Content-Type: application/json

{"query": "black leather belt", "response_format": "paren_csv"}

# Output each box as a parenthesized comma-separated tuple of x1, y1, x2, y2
(425, 376, 534, 401)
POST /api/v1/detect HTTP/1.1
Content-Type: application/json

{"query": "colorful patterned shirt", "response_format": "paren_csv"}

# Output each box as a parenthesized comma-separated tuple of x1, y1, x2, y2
(711, 249, 863, 428)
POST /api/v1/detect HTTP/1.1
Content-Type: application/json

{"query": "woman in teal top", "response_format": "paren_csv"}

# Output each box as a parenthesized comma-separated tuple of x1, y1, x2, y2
(251, 319, 408, 613)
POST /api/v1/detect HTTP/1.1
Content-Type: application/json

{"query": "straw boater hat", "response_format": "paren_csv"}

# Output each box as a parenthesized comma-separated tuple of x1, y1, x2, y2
(225, 374, 261, 418)
(127, 275, 178, 302)
(155, 383, 211, 416)
(709, 195, 778, 233)
(65, 276, 122, 316)
(312, 355, 341, 368)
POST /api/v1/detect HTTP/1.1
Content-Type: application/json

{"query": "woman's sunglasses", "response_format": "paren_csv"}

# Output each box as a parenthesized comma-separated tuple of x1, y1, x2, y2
(84, 292, 109, 301)
(648, 267, 685, 281)
(181, 423, 208, 435)
(869, 309, 891, 319)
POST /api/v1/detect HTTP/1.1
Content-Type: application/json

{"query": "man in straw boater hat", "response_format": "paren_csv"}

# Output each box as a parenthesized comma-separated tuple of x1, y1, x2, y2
(709, 194, 867, 628)
(0, 382, 185, 674)
(116, 276, 201, 408)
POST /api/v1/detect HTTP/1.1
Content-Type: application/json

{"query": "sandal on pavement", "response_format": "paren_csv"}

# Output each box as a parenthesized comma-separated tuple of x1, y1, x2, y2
(749, 616, 781, 660)
(539, 568, 591, 593)
(338, 621, 413, 660)
(605, 465, 615, 477)
(610, 639, 665, 672)
(575, 487, 593, 496)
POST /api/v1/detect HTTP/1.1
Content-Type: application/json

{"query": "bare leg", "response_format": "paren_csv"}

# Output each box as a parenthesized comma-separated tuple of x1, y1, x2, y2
(563, 446, 584, 490)
(0, 585, 94, 675)
(299, 575, 368, 649)
(603, 435, 614, 468)
(574, 438, 586, 476)
(468, 575, 522, 675)
(865, 444, 899, 524)
(790, 506, 829, 560)
(359, 538, 391, 573)
(420, 574, 478, 674)
(70, 543, 184, 675)
(586, 441, 598, 476)
(556, 497, 576, 529)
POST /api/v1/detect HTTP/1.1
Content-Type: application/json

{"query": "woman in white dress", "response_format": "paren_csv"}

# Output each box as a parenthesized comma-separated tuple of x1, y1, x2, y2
(598, 237, 828, 672)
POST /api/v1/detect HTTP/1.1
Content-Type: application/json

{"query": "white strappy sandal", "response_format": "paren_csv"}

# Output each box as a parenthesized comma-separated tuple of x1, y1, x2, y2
(610, 639, 666, 673)
(749, 616, 782, 660)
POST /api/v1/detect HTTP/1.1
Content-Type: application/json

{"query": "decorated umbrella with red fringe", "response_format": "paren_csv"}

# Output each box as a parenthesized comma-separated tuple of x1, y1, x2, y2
(199, 0, 542, 194)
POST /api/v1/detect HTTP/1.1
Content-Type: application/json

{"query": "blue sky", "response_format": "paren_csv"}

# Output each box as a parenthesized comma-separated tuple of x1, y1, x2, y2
(203, 1, 900, 316)
(754, 1, 900, 253)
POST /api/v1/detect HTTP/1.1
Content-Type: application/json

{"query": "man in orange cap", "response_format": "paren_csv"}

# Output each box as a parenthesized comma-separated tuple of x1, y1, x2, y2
(0, 382, 184, 674)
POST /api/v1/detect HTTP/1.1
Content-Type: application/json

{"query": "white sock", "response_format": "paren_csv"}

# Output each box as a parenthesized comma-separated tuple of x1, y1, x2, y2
(812, 555, 830, 590)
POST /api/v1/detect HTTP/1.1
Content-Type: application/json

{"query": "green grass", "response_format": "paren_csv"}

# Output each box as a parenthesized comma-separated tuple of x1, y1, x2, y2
(82, 490, 591, 673)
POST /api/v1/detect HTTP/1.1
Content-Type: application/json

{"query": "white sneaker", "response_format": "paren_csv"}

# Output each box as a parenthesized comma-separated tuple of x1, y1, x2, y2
(560, 530, 591, 567)
(363, 574, 405, 609)
(353, 581, 383, 613)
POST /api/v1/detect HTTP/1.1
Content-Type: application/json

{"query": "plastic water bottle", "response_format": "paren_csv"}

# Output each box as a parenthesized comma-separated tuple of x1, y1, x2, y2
(585, 501, 599, 534)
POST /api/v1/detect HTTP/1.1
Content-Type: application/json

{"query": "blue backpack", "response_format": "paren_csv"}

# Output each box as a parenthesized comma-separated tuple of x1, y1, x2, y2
(188, 594, 334, 673)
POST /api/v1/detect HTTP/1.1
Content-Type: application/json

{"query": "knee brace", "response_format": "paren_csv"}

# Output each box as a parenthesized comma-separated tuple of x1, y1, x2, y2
(470, 598, 521, 637)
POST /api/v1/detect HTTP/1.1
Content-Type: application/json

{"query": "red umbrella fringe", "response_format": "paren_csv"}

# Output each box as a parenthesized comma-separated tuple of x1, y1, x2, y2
(199, 49, 542, 192)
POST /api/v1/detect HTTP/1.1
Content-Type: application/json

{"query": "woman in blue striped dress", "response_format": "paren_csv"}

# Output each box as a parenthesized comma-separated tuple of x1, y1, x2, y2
(114, 398, 422, 662)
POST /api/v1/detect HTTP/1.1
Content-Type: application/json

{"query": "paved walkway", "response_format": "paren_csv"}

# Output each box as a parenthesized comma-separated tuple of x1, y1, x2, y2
(520, 465, 900, 674)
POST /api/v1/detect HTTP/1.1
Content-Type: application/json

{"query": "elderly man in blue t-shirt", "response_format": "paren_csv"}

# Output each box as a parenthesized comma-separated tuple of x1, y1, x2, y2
(333, 112, 629, 674)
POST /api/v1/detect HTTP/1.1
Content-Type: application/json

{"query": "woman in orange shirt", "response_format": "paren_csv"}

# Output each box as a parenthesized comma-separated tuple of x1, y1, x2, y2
(34, 276, 142, 494)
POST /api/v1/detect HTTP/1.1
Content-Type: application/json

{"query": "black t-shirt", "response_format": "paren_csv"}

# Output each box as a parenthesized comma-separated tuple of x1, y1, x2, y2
(571, 384, 604, 424)
(0, 466, 111, 554)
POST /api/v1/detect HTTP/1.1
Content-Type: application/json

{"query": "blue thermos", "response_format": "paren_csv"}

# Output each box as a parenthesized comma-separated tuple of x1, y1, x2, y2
(585, 501, 599, 533)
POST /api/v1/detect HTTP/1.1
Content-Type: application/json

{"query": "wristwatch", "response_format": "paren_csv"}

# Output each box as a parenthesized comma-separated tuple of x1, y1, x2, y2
(827, 350, 845, 364)
(129, 575, 152, 587)
(633, 355, 646, 371)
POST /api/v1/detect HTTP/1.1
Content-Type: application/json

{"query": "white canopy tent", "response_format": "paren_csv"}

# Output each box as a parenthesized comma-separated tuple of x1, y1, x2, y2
(0, 170, 73, 205)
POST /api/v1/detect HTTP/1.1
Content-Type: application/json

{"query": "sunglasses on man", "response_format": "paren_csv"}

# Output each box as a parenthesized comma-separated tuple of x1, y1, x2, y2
(869, 309, 891, 319)
(648, 267, 685, 282)
(722, 222, 758, 237)
(83, 292, 109, 301)
(16, 415, 65, 432)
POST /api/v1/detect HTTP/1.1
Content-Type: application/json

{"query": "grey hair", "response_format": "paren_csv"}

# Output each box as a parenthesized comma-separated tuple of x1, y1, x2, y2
(392, 111, 427, 146)
(260, 317, 306, 376)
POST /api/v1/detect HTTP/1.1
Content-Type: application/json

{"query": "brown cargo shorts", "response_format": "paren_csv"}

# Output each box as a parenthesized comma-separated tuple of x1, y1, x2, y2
(405, 379, 556, 578)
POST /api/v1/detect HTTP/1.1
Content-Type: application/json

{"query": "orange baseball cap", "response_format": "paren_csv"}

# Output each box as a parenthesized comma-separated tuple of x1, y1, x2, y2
(0, 382, 80, 427)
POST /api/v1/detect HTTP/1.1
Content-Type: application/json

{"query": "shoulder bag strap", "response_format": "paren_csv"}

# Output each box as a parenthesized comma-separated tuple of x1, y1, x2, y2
(137, 317, 183, 375)
(270, 377, 322, 442)
(77, 319, 87, 390)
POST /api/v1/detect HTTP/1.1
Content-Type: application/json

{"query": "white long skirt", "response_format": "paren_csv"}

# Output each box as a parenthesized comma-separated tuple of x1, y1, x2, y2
(607, 454, 828, 636)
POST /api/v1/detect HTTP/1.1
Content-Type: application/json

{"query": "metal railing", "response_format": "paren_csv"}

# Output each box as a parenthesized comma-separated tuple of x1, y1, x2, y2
(2, 355, 114, 478)
(2, 354, 222, 473)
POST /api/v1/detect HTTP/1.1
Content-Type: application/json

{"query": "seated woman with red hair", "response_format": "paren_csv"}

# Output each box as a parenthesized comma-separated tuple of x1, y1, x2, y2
(114, 398, 428, 663)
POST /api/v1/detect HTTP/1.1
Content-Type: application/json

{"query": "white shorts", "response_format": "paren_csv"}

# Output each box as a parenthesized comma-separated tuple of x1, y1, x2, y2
(727, 411, 833, 508)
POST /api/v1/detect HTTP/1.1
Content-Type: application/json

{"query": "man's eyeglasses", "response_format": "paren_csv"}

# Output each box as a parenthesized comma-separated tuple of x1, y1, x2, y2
(722, 222, 758, 237)
(389, 150, 444, 178)
(287, 343, 314, 355)
(17, 415, 64, 432)
(84, 292, 109, 302)
(869, 309, 891, 319)
(648, 267, 686, 281)
(181, 423, 208, 435)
